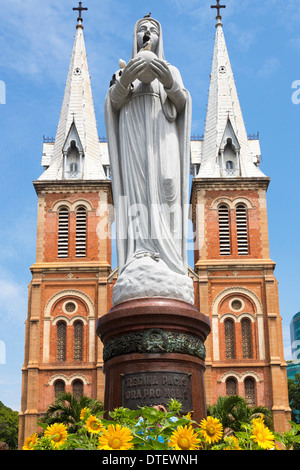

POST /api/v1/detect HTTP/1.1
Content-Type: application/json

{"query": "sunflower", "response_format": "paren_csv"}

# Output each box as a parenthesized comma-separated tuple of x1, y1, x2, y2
(80, 406, 90, 421)
(251, 422, 275, 450)
(200, 416, 223, 445)
(85, 415, 103, 434)
(168, 425, 201, 451)
(22, 433, 39, 450)
(44, 423, 68, 449)
(223, 435, 242, 450)
(98, 424, 134, 450)
(251, 414, 264, 427)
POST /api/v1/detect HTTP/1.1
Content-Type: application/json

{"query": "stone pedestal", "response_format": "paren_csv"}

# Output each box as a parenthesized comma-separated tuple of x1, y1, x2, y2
(96, 298, 211, 422)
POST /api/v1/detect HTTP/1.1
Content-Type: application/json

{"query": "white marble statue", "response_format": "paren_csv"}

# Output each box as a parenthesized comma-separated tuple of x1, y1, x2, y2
(105, 17, 194, 306)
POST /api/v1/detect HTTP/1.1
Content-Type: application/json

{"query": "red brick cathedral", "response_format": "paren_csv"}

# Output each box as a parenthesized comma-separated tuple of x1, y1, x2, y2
(18, 13, 291, 446)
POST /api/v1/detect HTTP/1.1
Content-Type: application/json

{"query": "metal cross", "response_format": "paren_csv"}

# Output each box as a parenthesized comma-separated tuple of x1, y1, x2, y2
(73, 2, 88, 22)
(211, 0, 226, 18)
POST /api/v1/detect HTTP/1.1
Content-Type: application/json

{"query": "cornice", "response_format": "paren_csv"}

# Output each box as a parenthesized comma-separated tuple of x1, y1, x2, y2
(191, 177, 271, 193)
(194, 258, 276, 270)
(33, 179, 112, 195)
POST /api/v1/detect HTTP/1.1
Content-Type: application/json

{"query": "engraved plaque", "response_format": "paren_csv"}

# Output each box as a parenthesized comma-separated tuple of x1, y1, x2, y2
(122, 371, 192, 413)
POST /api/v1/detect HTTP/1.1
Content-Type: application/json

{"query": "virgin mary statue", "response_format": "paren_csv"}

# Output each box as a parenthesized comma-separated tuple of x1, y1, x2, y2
(105, 17, 194, 306)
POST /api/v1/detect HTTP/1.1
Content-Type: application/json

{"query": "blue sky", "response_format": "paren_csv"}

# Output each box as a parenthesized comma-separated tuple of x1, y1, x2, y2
(0, 0, 299, 411)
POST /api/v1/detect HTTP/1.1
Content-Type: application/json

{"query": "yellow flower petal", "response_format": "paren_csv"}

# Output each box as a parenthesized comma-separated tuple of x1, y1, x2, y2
(98, 424, 134, 450)
(22, 433, 39, 450)
(168, 425, 201, 450)
(44, 423, 68, 449)
(200, 416, 223, 445)
(85, 415, 103, 434)
(251, 422, 275, 450)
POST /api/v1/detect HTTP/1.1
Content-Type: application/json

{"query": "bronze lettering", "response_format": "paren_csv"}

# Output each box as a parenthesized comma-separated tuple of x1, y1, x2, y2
(122, 371, 192, 413)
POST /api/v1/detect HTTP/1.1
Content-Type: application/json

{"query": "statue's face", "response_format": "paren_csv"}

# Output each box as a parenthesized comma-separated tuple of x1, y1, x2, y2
(137, 20, 159, 52)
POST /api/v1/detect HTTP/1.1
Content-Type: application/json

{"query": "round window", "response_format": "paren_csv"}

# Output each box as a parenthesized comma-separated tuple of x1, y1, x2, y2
(231, 299, 243, 311)
(65, 302, 76, 313)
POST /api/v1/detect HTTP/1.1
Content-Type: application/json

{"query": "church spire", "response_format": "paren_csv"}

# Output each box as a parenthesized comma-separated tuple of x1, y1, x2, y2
(197, 6, 264, 178)
(39, 4, 106, 181)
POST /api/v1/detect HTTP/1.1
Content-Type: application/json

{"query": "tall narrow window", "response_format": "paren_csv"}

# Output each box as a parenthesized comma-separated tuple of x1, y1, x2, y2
(57, 321, 67, 362)
(236, 204, 249, 255)
(218, 205, 231, 255)
(74, 321, 83, 361)
(244, 377, 256, 405)
(76, 207, 87, 257)
(72, 380, 83, 400)
(241, 318, 252, 358)
(225, 319, 235, 359)
(58, 207, 69, 258)
(226, 377, 237, 396)
(54, 380, 65, 398)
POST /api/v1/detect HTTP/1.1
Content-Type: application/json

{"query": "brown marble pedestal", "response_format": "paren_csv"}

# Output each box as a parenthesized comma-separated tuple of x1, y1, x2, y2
(96, 298, 211, 422)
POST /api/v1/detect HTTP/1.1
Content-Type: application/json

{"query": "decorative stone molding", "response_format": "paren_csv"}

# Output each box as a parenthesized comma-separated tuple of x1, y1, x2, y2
(219, 370, 262, 383)
(44, 289, 95, 319)
(210, 196, 254, 210)
(62, 300, 78, 315)
(43, 289, 95, 363)
(48, 373, 90, 386)
(212, 287, 263, 316)
(52, 315, 88, 326)
(212, 287, 265, 361)
(51, 198, 93, 212)
(229, 297, 244, 312)
(103, 328, 206, 362)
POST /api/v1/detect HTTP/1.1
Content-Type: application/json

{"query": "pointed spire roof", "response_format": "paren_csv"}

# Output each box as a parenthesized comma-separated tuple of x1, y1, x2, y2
(197, 16, 265, 178)
(39, 16, 106, 181)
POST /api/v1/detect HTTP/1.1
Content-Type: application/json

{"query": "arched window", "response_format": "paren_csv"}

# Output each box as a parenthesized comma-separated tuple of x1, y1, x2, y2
(74, 321, 83, 361)
(54, 380, 65, 398)
(218, 205, 231, 255)
(241, 318, 252, 358)
(58, 207, 69, 258)
(244, 377, 256, 406)
(225, 319, 235, 359)
(57, 321, 67, 362)
(76, 207, 87, 258)
(72, 380, 84, 400)
(236, 204, 249, 255)
(226, 160, 234, 170)
(226, 377, 237, 396)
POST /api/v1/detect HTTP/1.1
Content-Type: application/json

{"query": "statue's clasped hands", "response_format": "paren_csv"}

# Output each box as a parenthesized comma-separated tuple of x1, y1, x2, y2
(120, 56, 174, 89)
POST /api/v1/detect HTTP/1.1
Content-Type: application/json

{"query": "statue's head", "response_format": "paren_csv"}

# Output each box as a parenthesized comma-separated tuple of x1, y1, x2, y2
(132, 18, 164, 59)
(136, 19, 159, 52)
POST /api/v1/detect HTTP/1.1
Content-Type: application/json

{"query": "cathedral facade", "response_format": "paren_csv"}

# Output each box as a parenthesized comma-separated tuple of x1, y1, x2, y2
(18, 14, 290, 447)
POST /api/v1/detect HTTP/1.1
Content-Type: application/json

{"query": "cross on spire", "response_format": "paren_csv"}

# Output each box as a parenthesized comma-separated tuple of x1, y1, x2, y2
(73, 2, 88, 24)
(211, 0, 226, 19)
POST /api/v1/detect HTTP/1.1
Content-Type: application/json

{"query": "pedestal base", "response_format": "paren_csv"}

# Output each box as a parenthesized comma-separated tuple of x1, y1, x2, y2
(96, 298, 211, 422)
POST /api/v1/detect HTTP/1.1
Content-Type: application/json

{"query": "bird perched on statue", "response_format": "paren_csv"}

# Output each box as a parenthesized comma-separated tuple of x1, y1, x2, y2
(140, 38, 152, 51)
(144, 12, 151, 18)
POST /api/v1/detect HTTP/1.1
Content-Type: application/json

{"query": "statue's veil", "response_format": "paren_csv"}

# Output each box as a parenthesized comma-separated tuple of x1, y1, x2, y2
(131, 18, 165, 60)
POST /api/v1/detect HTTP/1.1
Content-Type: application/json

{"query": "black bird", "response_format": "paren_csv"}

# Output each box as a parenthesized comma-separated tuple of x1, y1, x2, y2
(144, 12, 151, 18)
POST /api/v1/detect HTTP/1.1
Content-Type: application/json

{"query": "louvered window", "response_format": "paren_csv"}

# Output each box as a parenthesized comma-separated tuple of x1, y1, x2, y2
(244, 377, 256, 405)
(74, 321, 83, 361)
(226, 378, 237, 396)
(225, 319, 235, 359)
(242, 318, 252, 358)
(236, 204, 249, 255)
(76, 207, 87, 258)
(58, 207, 69, 258)
(218, 205, 231, 255)
(72, 380, 83, 400)
(57, 321, 67, 362)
